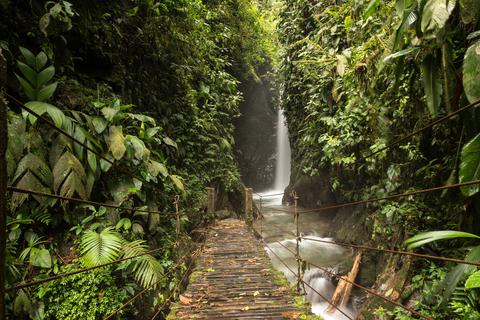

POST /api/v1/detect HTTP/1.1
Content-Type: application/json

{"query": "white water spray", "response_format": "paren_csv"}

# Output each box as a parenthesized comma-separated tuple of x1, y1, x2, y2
(274, 108, 291, 191)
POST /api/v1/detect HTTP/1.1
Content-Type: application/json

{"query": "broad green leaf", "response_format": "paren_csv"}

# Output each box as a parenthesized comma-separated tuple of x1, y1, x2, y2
(30, 248, 52, 268)
(145, 127, 160, 139)
(163, 137, 178, 149)
(463, 41, 480, 104)
(383, 47, 419, 62)
(128, 113, 156, 125)
(87, 142, 97, 173)
(405, 230, 480, 249)
(421, 57, 443, 117)
(37, 82, 57, 102)
(53, 151, 87, 199)
(116, 218, 132, 230)
(102, 107, 119, 122)
(421, 0, 456, 38)
(459, 133, 480, 196)
(107, 126, 126, 160)
(92, 116, 108, 134)
(35, 52, 48, 71)
(15, 73, 36, 101)
(460, 0, 480, 24)
(17, 61, 37, 86)
(19, 47, 36, 67)
(12, 153, 52, 186)
(364, 0, 381, 18)
(148, 160, 168, 177)
(24, 102, 63, 128)
(170, 175, 184, 192)
(465, 270, 480, 289)
(125, 135, 149, 160)
(37, 65, 55, 87)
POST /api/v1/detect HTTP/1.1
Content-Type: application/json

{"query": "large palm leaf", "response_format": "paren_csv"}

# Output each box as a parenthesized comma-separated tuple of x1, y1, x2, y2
(79, 228, 123, 266)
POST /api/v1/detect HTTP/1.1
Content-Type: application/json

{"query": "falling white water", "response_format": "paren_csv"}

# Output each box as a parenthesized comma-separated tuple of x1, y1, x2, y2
(274, 108, 291, 191)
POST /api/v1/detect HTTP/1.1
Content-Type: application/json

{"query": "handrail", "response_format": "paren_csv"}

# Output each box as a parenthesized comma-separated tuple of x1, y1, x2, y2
(260, 238, 353, 319)
(363, 99, 480, 159)
(6, 186, 176, 217)
(274, 239, 431, 320)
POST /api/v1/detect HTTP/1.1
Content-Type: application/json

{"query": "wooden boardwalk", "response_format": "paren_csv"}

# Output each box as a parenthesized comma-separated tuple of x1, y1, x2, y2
(169, 219, 312, 319)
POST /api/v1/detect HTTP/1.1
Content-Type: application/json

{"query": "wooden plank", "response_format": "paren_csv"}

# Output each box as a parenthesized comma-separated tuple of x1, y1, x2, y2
(169, 219, 312, 319)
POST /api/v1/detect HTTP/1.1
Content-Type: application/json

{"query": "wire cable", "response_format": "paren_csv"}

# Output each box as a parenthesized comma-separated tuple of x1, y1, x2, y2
(6, 186, 176, 217)
(274, 239, 431, 320)
(300, 237, 480, 267)
(363, 99, 480, 159)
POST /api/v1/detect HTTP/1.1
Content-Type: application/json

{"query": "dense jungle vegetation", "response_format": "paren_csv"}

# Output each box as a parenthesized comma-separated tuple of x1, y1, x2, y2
(0, 0, 276, 319)
(1, 0, 480, 319)
(279, 0, 480, 319)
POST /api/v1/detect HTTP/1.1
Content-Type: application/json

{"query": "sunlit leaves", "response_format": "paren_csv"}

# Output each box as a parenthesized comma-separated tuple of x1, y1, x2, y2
(405, 230, 480, 249)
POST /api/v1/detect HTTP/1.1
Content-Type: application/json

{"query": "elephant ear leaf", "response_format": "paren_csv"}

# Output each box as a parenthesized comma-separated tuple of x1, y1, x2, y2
(459, 133, 480, 197)
(53, 151, 87, 199)
(463, 41, 480, 104)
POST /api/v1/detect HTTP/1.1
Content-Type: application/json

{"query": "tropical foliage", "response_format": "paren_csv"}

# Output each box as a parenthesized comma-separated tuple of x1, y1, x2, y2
(1, 0, 274, 318)
(277, 0, 480, 317)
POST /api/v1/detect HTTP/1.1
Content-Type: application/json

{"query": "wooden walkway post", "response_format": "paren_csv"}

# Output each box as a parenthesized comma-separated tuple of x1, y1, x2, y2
(206, 187, 215, 213)
(0, 49, 7, 319)
(244, 188, 253, 224)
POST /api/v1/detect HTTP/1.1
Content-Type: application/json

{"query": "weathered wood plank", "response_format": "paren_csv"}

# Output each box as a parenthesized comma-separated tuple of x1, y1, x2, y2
(168, 219, 313, 319)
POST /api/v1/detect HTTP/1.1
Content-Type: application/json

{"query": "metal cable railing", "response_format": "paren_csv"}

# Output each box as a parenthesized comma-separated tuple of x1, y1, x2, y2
(149, 249, 201, 320)
(363, 99, 480, 159)
(261, 178, 480, 215)
(259, 237, 353, 319)
(274, 239, 431, 320)
(103, 248, 199, 320)
(6, 186, 176, 217)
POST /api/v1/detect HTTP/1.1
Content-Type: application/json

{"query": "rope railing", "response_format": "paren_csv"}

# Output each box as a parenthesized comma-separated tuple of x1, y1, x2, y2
(254, 192, 285, 198)
(274, 238, 431, 320)
(103, 248, 199, 320)
(260, 237, 354, 319)
(261, 178, 480, 215)
(149, 249, 200, 320)
(300, 237, 480, 267)
(6, 186, 177, 217)
(363, 99, 480, 159)
(7, 244, 175, 292)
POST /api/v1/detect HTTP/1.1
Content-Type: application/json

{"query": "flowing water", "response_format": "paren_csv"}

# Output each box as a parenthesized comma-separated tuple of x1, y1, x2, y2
(274, 108, 291, 191)
(253, 108, 358, 319)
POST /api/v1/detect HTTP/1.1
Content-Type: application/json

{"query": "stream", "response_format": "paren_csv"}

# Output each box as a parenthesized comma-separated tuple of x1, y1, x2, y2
(253, 192, 358, 319)
(254, 108, 358, 319)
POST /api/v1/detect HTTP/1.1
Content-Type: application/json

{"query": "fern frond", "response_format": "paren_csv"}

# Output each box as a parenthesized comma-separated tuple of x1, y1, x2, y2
(121, 240, 164, 288)
(79, 228, 124, 266)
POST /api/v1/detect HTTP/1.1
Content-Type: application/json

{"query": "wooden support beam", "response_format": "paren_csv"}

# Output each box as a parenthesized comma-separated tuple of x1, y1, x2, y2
(244, 188, 253, 222)
(206, 187, 215, 213)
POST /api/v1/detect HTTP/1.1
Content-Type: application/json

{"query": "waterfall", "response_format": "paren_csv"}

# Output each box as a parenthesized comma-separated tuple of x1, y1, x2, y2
(274, 108, 291, 191)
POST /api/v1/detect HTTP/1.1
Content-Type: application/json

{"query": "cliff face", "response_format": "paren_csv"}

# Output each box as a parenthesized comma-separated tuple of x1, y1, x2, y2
(234, 75, 276, 191)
